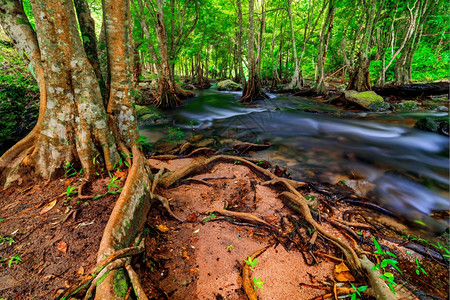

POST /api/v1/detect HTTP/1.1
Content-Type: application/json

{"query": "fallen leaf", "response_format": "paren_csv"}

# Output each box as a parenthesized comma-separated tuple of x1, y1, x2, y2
(334, 262, 350, 273)
(189, 268, 197, 274)
(182, 251, 190, 260)
(40, 199, 57, 215)
(334, 262, 355, 281)
(114, 170, 127, 179)
(77, 267, 84, 276)
(335, 271, 355, 282)
(57, 241, 67, 254)
(157, 224, 169, 232)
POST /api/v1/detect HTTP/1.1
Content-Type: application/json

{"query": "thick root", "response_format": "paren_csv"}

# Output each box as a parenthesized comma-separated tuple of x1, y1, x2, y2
(212, 209, 277, 230)
(95, 146, 152, 299)
(360, 255, 396, 300)
(161, 155, 307, 188)
(280, 191, 361, 272)
(242, 246, 271, 300)
(0, 130, 37, 188)
(125, 262, 149, 300)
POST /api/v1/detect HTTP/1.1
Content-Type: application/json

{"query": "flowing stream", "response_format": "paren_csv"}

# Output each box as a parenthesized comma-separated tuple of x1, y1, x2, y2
(142, 88, 449, 233)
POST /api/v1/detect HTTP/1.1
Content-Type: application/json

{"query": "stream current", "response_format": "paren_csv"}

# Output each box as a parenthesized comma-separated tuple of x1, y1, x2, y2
(140, 88, 449, 234)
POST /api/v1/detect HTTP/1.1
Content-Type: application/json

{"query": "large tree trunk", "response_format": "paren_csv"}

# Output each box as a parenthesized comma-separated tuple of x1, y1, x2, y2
(240, 0, 268, 103)
(154, 0, 194, 108)
(74, 0, 106, 99)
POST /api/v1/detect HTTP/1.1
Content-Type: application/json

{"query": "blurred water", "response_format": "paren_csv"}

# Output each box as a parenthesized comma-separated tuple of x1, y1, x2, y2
(140, 88, 449, 232)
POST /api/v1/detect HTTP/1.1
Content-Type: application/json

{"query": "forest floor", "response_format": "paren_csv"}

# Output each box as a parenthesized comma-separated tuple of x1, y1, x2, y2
(0, 138, 448, 299)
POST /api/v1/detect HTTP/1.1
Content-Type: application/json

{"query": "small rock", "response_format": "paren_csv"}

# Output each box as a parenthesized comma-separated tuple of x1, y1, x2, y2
(217, 79, 242, 91)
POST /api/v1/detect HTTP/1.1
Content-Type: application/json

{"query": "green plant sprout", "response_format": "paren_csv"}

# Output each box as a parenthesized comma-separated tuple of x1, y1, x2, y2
(226, 244, 234, 252)
(8, 255, 21, 268)
(107, 176, 122, 194)
(244, 257, 258, 270)
(0, 236, 15, 245)
(138, 135, 152, 152)
(255, 160, 263, 165)
(349, 283, 368, 300)
(372, 236, 402, 294)
(415, 259, 427, 275)
(234, 160, 241, 164)
(66, 185, 78, 199)
(64, 161, 77, 177)
(167, 126, 184, 143)
(253, 276, 264, 290)
(203, 213, 216, 222)
(304, 195, 316, 201)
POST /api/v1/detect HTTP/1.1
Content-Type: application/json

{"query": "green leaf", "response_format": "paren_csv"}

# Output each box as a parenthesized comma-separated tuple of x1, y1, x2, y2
(372, 236, 384, 255)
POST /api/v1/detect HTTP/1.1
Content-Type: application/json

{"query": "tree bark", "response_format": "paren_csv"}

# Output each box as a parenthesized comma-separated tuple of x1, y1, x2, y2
(287, 0, 301, 90)
(239, 0, 268, 103)
(315, 1, 335, 95)
(153, 0, 194, 107)
(237, 0, 246, 90)
(74, 0, 106, 99)
(346, 0, 379, 92)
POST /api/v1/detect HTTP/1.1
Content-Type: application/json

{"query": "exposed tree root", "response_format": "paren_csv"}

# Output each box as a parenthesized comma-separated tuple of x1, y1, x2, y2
(280, 191, 361, 272)
(83, 258, 127, 300)
(212, 209, 277, 230)
(60, 240, 144, 299)
(242, 246, 271, 300)
(160, 155, 307, 189)
(125, 262, 149, 300)
(360, 255, 396, 300)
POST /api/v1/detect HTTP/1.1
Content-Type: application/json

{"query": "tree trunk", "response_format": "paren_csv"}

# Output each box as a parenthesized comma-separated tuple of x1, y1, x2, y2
(287, 0, 301, 90)
(346, 0, 378, 92)
(74, 0, 105, 99)
(239, 0, 268, 103)
(315, 1, 335, 95)
(154, 0, 194, 108)
(236, 0, 246, 90)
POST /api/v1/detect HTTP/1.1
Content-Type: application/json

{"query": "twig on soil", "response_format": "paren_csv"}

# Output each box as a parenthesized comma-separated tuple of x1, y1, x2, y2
(183, 178, 213, 187)
(125, 262, 149, 300)
(150, 193, 184, 222)
(242, 246, 271, 300)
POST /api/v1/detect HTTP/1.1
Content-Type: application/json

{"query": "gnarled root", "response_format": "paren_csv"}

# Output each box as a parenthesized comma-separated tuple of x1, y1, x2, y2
(125, 262, 149, 300)
(212, 209, 277, 231)
(160, 155, 307, 189)
(360, 255, 396, 300)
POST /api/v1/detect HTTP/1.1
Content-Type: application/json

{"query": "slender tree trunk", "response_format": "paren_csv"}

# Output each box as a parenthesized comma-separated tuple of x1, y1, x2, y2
(315, 1, 335, 95)
(240, 0, 268, 103)
(287, 0, 301, 90)
(153, 0, 194, 107)
(237, 0, 246, 90)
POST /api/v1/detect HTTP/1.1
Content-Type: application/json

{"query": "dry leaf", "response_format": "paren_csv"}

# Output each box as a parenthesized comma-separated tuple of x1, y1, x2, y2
(40, 199, 57, 215)
(335, 271, 355, 282)
(114, 170, 127, 179)
(182, 251, 190, 260)
(156, 224, 169, 232)
(334, 262, 350, 273)
(77, 267, 84, 276)
(334, 262, 355, 281)
(57, 241, 67, 254)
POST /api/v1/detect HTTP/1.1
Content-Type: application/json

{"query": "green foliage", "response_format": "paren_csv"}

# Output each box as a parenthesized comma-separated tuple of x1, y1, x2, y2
(203, 212, 216, 222)
(0, 235, 15, 246)
(66, 185, 78, 199)
(371, 236, 402, 294)
(253, 276, 264, 290)
(167, 126, 185, 143)
(244, 257, 258, 271)
(349, 283, 368, 300)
